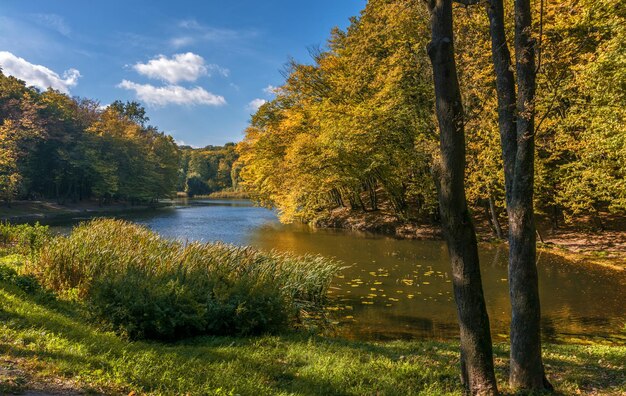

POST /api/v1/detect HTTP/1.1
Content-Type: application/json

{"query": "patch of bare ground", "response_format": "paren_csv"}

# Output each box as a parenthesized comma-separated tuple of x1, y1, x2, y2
(0, 357, 86, 395)
(314, 206, 442, 240)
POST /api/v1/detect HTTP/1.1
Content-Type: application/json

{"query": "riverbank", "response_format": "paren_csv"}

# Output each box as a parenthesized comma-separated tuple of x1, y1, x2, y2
(0, 200, 173, 224)
(315, 207, 626, 270)
(1, 279, 624, 395)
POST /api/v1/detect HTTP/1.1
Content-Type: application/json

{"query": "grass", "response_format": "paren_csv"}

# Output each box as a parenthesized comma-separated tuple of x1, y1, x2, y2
(0, 256, 624, 395)
(207, 190, 251, 199)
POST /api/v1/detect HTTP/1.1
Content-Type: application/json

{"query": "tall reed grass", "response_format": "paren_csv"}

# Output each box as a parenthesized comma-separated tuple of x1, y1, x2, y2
(30, 219, 340, 340)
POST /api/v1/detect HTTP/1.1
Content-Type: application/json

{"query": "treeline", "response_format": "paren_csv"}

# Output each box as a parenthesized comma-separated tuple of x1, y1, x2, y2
(177, 143, 241, 197)
(238, 0, 625, 230)
(0, 70, 180, 205)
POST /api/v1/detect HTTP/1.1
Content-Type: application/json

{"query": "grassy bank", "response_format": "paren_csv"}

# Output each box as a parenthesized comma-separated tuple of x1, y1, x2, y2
(0, 272, 624, 395)
(9, 219, 339, 340)
(207, 190, 251, 199)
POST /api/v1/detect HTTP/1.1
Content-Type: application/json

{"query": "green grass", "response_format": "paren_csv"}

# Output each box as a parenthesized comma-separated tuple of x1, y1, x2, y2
(0, 261, 624, 396)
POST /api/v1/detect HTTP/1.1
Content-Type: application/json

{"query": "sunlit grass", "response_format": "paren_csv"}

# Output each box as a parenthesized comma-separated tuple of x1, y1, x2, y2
(0, 273, 624, 395)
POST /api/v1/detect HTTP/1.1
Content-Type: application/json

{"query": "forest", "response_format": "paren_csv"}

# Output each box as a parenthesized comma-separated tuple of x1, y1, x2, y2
(177, 143, 240, 197)
(237, 0, 625, 232)
(0, 69, 243, 205)
(3, 0, 623, 227)
(0, 72, 180, 205)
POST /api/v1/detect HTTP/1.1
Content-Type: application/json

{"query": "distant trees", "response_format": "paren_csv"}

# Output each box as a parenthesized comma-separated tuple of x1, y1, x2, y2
(177, 143, 240, 197)
(0, 70, 180, 205)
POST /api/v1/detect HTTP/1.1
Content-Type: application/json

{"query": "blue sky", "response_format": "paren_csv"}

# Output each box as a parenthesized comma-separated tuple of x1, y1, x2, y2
(0, 0, 366, 147)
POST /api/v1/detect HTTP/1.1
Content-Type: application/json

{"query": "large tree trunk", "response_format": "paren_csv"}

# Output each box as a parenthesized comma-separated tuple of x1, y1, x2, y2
(486, 0, 552, 390)
(509, 0, 551, 388)
(426, 1, 498, 394)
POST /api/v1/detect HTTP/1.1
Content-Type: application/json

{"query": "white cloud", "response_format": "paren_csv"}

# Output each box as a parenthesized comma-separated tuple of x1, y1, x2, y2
(132, 52, 228, 84)
(118, 80, 226, 107)
(174, 139, 200, 149)
(0, 51, 80, 94)
(247, 98, 267, 111)
(263, 85, 279, 95)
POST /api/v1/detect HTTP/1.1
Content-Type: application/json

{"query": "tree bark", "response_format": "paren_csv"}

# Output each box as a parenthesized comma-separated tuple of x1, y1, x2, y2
(366, 177, 378, 211)
(425, 1, 498, 394)
(484, 194, 504, 240)
(500, 0, 552, 389)
(485, 0, 517, 208)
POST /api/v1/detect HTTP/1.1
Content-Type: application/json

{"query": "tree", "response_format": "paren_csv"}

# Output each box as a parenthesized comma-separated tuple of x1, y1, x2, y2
(423, 0, 498, 394)
(481, 0, 552, 389)
(0, 72, 44, 204)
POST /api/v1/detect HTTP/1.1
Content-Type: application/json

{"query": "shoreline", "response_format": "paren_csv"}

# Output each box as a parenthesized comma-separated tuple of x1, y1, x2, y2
(2, 199, 624, 270)
(0, 200, 174, 225)
(314, 207, 626, 270)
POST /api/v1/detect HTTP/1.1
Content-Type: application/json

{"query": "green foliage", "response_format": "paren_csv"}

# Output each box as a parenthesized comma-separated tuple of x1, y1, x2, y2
(179, 143, 241, 197)
(0, 222, 50, 256)
(238, 0, 437, 223)
(29, 219, 340, 340)
(0, 262, 41, 294)
(0, 72, 180, 205)
(238, 0, 626, 229)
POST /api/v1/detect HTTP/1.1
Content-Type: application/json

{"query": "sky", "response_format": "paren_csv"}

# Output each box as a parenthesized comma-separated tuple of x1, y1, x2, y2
(0, 0, 366, 147)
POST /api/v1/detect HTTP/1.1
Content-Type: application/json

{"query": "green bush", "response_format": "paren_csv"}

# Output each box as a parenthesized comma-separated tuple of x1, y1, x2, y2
(30, 219, 340, 340)
(0, 222, 50, 256)
(0, 263, 42, 294)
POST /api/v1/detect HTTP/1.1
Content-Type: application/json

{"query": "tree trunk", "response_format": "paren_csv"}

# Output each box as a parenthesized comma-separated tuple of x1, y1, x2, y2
(509, 0, 552, 389)
(484, 0, 551, 390)
(488, 195, 504, 240)
(366, 177, 378, 211)
(486, 0, 516, 208)
(356, 191, 366, 212)
(426, 1, 498, 394)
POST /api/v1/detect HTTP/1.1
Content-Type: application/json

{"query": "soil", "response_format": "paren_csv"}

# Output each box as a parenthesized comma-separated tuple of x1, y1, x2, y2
(0, 357, 83, 395)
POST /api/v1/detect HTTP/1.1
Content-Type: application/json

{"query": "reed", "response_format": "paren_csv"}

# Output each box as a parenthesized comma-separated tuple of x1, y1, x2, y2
(30, 218, 341, 340)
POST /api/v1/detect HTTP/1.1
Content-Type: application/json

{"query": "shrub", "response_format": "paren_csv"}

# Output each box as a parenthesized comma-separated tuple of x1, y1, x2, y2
(31, 219, 340, 340)
(0, 222, 50, 257)
(0, 262, 42, 294)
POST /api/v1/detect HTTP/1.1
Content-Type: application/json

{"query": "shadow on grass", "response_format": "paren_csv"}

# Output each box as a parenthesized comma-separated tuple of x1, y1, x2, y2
(1, 282, 624, 395)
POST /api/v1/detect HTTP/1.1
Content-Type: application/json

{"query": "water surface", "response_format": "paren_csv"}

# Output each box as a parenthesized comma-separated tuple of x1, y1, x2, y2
(52, 199, 626, 342)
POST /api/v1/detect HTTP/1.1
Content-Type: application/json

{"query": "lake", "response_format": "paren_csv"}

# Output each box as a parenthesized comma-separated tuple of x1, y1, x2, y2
(51, 199, 626, 342)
